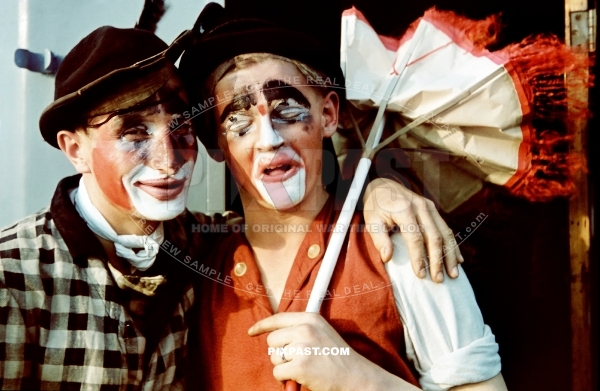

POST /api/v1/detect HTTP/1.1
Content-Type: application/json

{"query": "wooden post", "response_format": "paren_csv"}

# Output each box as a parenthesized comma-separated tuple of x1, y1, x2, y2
(565, 1, 593, 390)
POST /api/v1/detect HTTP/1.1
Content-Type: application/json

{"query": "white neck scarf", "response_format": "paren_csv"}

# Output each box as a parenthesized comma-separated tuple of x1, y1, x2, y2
(71, 178, 164, 271)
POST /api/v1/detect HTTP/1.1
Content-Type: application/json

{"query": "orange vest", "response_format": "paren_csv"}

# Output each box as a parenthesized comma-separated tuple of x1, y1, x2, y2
(189, 198, 420, 390)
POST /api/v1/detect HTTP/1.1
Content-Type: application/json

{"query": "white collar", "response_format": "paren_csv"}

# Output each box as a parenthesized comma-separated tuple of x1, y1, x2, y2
(70, 178, 164, 271)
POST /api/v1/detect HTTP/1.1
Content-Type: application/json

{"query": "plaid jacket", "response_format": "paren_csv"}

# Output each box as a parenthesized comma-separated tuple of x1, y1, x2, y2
(0, 175, 216, 391)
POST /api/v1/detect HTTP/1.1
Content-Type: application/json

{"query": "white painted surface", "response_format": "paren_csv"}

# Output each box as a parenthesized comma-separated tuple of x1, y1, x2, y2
(0, 0, 225, 228)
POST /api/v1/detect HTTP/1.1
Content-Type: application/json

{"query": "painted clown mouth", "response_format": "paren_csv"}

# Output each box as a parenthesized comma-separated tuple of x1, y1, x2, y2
(134, 178, 187, 201)
(258, 153, 301, 184)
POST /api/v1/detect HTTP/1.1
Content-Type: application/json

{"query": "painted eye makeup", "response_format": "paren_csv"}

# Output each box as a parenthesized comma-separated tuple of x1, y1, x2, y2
(219, 80, 313, 139)
(224, 114, 253, 137)
(272, 100, 311, 123)
(120, 124, 151, 142)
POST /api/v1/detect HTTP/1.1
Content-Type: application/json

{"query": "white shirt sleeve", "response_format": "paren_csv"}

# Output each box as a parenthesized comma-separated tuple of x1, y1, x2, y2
(385, 233, 501, 390)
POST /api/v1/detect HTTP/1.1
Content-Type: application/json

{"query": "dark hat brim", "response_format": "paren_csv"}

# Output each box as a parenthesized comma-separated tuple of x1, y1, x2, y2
(180, 26, 345, 99)
(39, 26, 196, 149)
(40, 56, 177, 148)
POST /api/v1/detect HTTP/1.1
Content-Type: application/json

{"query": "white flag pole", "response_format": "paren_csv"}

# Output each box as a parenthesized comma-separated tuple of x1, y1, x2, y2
(303, 19, 506, 315)
(305, 118, 385, 312)
(304, 19, 428, 314)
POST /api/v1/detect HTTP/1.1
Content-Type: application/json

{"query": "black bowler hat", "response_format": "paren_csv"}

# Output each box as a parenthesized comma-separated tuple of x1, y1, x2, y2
(39, 26, 190, 148)
(179, 3, 346, 151)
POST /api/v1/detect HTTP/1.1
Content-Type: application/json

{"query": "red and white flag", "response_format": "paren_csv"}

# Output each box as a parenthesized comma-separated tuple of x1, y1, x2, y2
(338, 7, 590, 211)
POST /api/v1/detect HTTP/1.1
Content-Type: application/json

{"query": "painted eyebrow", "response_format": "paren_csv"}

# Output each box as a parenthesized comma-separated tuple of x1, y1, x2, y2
(262, 80, 311, 108)
(218, 79, 311, 124)
(219, 91, 257, 124)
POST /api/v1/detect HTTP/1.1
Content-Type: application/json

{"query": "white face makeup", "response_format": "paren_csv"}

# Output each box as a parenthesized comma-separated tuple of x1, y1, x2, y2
(216, 68, 325, 211)
(86, 92, 198, 223)
(253, 148, 307, 210)
(123, 159, 194, 221)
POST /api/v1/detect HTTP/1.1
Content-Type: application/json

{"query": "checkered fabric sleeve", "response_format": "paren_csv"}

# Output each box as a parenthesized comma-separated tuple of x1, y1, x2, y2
(0, 208, 194, 391)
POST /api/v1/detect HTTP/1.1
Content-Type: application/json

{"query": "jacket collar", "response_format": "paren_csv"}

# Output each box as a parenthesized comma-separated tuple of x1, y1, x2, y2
(50, 174, 107, 264)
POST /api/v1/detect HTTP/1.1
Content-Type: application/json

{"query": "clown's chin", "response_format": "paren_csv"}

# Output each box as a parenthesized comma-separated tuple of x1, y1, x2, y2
(123, 160, 194, 222)
(132, 192, 188, 221)
(257, 167, 306, 211)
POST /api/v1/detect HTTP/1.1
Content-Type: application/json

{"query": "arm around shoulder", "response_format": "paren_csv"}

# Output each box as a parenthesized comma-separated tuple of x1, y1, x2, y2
(385, 233, 502, 390)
